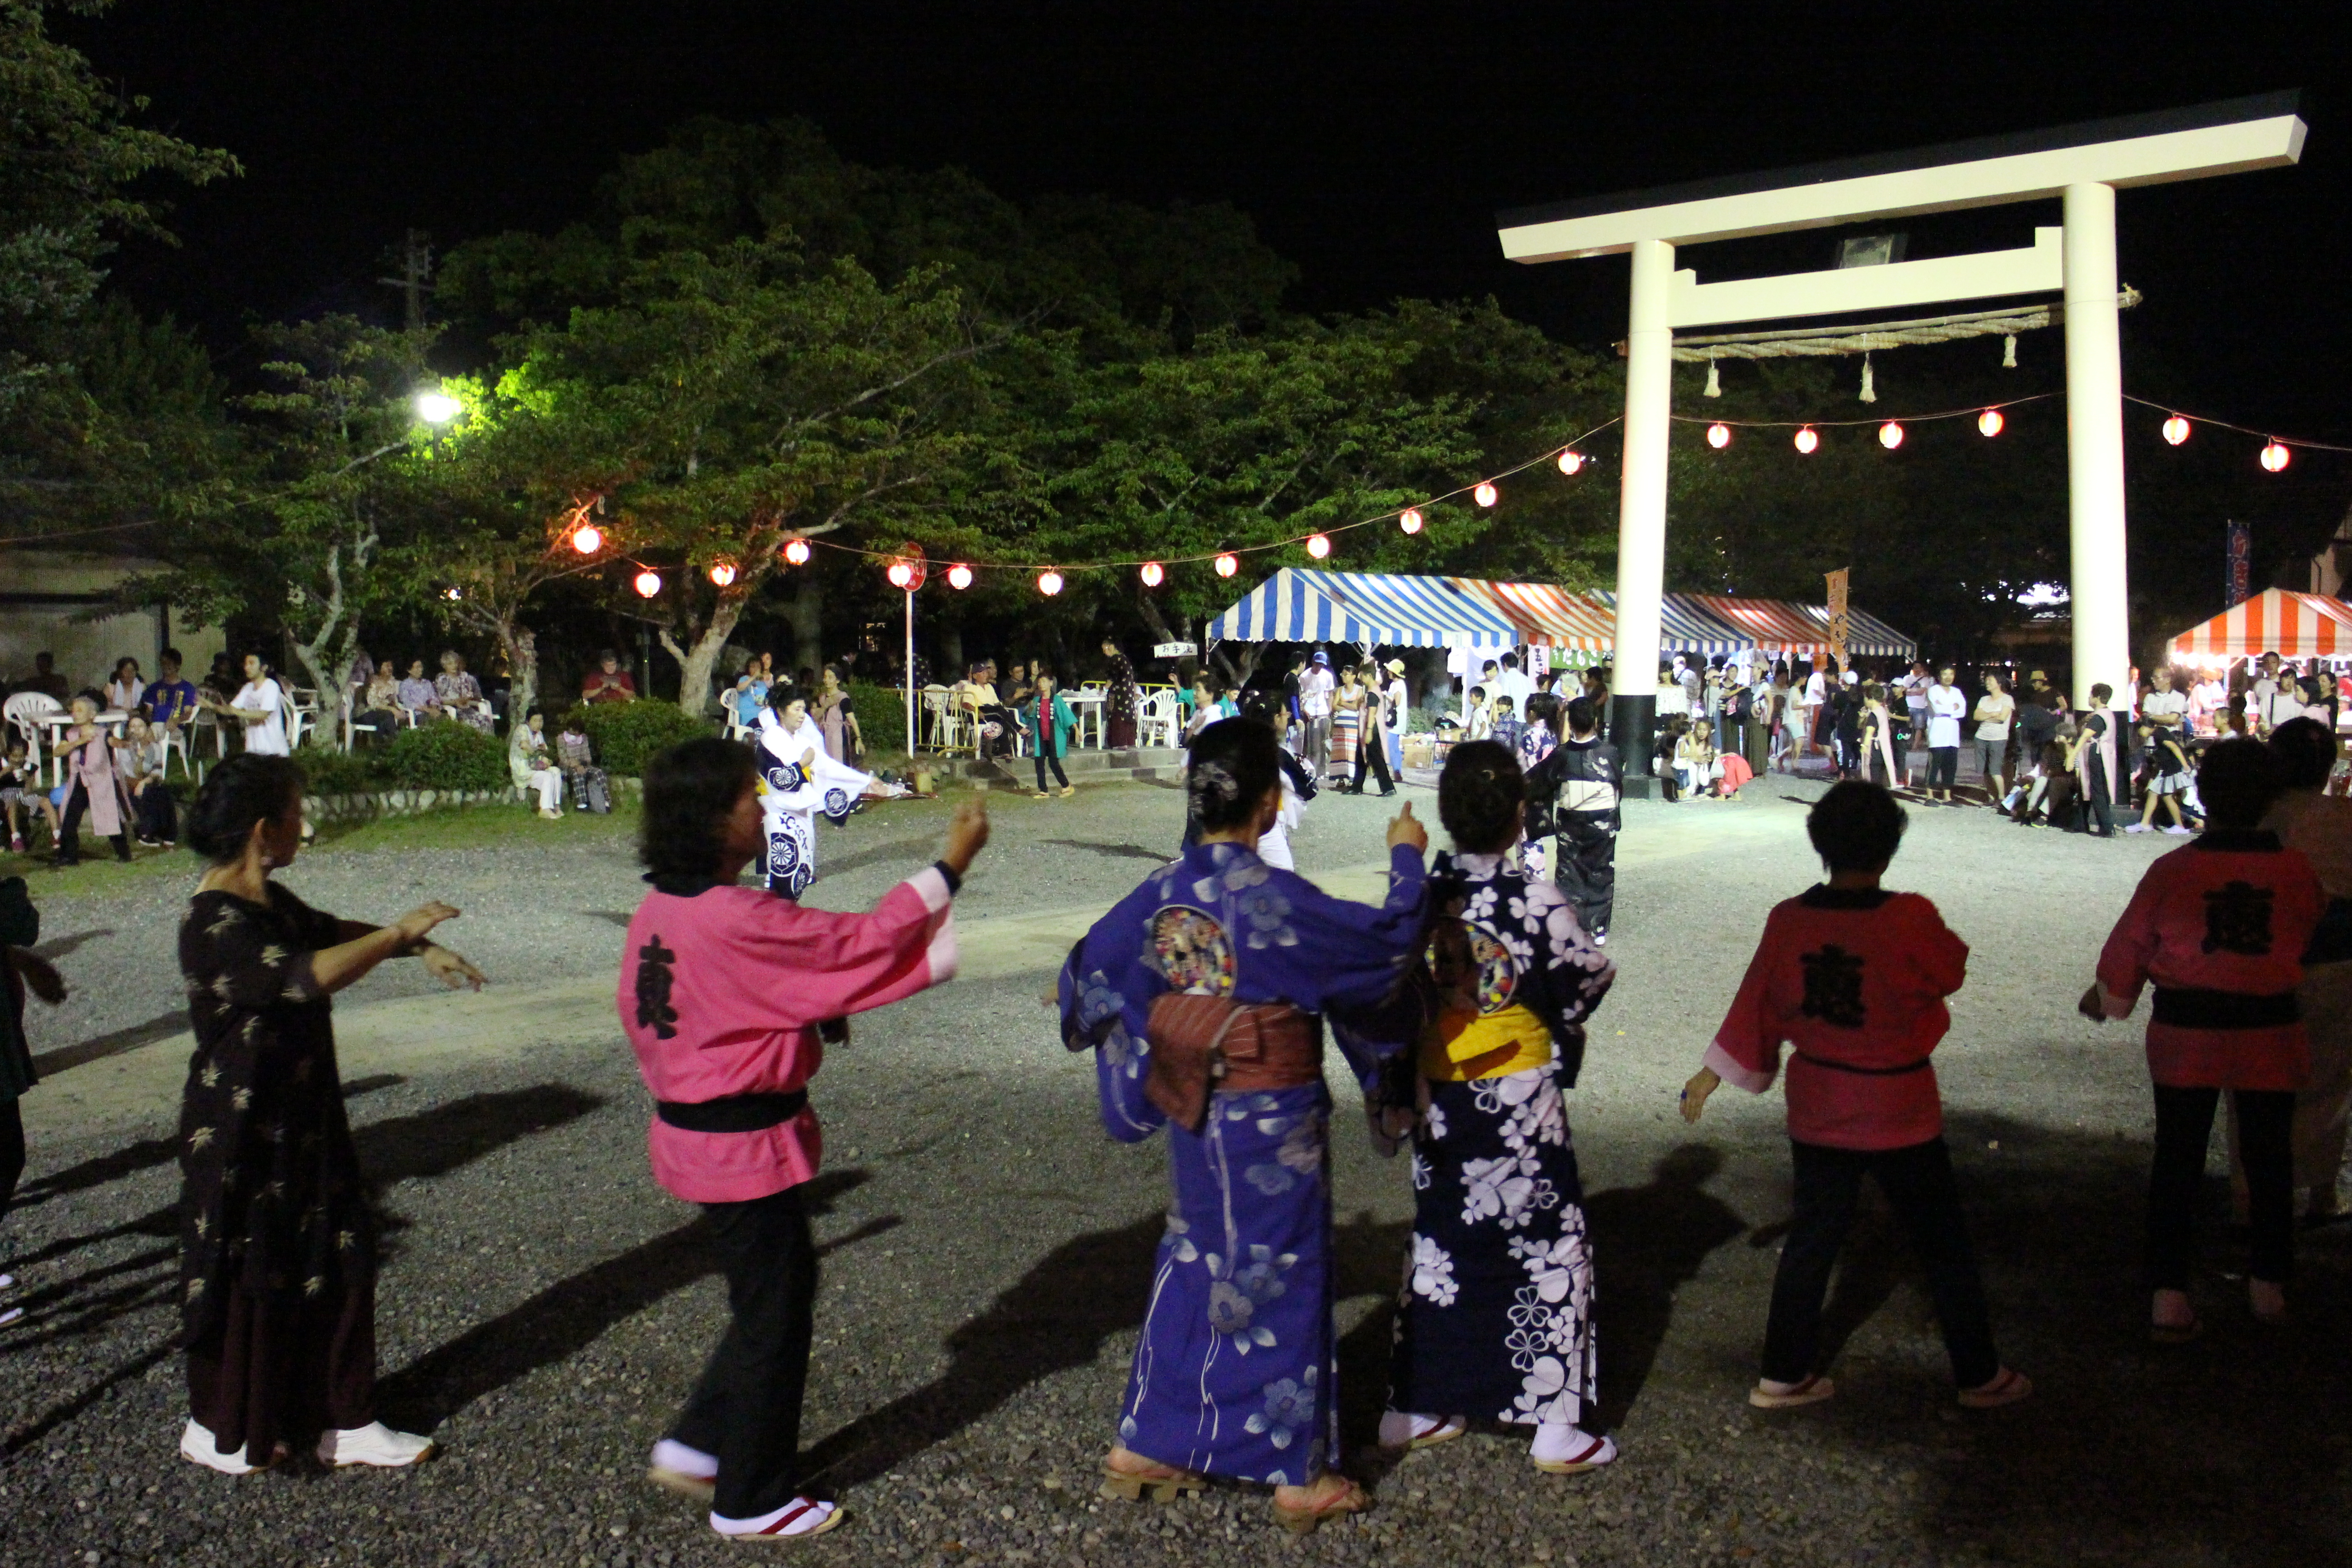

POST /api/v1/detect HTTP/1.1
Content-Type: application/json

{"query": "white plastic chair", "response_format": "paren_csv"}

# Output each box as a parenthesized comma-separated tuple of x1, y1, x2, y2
(3, 692, 60, 781)
(281, 689, 312, 751)
(157, 721, 201, 782)
(1137, 691, 1179, 749)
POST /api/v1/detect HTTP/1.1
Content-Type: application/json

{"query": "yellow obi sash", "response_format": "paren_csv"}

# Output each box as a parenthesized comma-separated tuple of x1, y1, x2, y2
(1420, 1003, 1554, 1082)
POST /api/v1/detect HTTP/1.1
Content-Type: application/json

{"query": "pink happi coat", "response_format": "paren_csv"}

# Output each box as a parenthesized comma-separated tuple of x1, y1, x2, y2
(617, 867, 958, 1203)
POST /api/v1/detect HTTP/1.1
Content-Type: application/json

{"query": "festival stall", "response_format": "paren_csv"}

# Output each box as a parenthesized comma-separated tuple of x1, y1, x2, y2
(1204, 568, 1518, 649)
(2166, 588, 2352, 663)
(1449, 581, 1749, 660)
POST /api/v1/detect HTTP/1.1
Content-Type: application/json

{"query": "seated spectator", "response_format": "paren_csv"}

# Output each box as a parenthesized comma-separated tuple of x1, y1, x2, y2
(0, 738, 57, 852)
(728, 671, 766, 730)
(556, 712, 611, 813)
(435, 651, 495, 733)
(1676, 718, 1726, 799)
(199, 652, 238, 704)
(509, 709, 564, 820)
(582, 650, 637, 705)
(116, 715, 177, 847)
(20, 652, 66, 703)
(107, 657, 145, 715)
(355, 665, 405, 742)
(147, 649, 200, 732)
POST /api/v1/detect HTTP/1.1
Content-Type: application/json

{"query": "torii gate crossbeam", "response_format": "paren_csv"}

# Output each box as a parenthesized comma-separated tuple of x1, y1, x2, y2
(1496, 93, 2306, 775)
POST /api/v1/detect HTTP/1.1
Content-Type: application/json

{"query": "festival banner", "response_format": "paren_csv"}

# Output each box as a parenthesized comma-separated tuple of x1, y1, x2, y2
(1824, 568, 1851, 671)
(2226, 521, 2251, 608)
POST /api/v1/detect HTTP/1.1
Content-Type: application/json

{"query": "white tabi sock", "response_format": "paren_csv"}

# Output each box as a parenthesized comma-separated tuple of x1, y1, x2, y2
(651, 1438, 718, 1480)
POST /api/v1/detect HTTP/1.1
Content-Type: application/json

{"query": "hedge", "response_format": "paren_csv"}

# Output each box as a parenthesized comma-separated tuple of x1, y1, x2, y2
(576, 701, 714, 775)
(380, 721, 511, 791)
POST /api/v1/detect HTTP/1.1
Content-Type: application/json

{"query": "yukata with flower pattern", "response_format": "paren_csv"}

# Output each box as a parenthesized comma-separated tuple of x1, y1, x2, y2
(1375, 850, 1616, 1432)
(1059, 838, 1428, 1487)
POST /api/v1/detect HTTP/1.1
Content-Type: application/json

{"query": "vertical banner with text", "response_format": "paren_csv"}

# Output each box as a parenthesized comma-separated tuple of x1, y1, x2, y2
(1824, 568, 1851, 672)
(2226, 521, 2251, 608)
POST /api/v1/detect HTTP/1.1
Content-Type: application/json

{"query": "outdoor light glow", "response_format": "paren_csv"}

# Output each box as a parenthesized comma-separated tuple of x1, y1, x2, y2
(1398, 507, 1423, 534)
(632, 569, 662, 599)
(442, 587, 461, 601)
(782, 538, 812, 565)
(2162, 413, 2191, 446)
(1037, 568, 1064, 596)
(570, 524, 602, 555)
(1878, 421, 1905, 450)
(2262, 439, 2292, 472)
(1793, 426, 1819, 454)
(1557, 450, 1583, 475)
(887, 559, 917, 590)
(1139, 560, 1164, 587)
(946, 562, 974, 590)
(1305, 534, 1331, 559)
(1473, 482, 1498, 508)
(707, 560, 737, 587)
(1978, 408, 2004, 437)
(1706, 422, 1731, 449)
(413, 389, 461, 424)
(1215, 552, 1239, 578)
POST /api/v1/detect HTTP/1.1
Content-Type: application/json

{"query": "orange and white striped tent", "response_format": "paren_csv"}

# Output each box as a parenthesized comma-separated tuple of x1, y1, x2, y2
(2168, 588, 2352, 659)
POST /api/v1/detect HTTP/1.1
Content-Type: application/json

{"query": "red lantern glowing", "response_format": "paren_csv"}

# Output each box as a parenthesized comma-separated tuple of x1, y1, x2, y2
(1793, 426, 1819, 455)
(1473, 482, 1498, 508)
(1305, 534, 1331, 559)
(886, 558, 917, 590)
(1978, 408, 2004, 437)
(1037, 568, 1064, 596)
(570, 524, 602, 555)
(707, 560, 737, 587)
(632, 569, 662, 599)
(2262, 440, 2292, 472)
(946, 562, 974, 590)
(1398, 507, 1423, 534)
(1706, 422, 1731, 449)
(1557, 450, 1583, 475)
(1215, 553, 1239, 578)
(2162, 414, 2191, 446)
(782, 537, 812, 566)
(1878, 421, 1905, 450)
(1140, 560, 1164, 587)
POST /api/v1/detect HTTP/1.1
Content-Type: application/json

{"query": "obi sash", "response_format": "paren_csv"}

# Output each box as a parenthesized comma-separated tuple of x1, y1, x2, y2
(1143, 994, 1321, 1133)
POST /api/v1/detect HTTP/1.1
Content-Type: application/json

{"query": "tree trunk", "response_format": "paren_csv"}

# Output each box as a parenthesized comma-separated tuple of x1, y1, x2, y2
(784, 575, 823, 681)
(662, 599, 746, 719)
(503, 623, 538, 724)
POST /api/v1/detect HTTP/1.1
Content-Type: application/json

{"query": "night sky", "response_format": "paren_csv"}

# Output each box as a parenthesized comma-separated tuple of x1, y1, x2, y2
(64, 2, 2352, 452)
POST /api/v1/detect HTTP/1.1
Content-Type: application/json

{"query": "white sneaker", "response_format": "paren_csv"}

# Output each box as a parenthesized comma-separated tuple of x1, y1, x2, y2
(2123, 823, 2151, 833)
(318, 1421, 436, 1468)
(180, 1418, 260, 1475)
(2163, 824, 2194, 835)
(649, 1437, 719, 1502)
(1530, 1422, 1618, 1474)
(711, 1498, 843, 1539)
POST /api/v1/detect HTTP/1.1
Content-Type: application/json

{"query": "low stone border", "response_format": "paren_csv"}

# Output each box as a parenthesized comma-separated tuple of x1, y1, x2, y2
(304, 775, 641, 823)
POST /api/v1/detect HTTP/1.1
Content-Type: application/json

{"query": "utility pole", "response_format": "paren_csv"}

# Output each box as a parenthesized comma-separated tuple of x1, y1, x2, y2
(377, 229, 433, 333)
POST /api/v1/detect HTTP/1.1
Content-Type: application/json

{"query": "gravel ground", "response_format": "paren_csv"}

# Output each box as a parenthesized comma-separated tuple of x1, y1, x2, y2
(5, 780, 2351, 1568)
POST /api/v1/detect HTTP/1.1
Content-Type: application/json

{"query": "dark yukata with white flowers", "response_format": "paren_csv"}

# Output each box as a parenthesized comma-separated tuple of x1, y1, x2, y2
(176, 886, 379, 1460)
(1059, 839, 1427, 1487)
(1379, 851, 1615, 1431)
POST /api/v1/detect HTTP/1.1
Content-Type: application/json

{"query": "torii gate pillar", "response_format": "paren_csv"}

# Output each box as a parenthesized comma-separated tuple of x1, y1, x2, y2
(1495, 94, 2306, 764)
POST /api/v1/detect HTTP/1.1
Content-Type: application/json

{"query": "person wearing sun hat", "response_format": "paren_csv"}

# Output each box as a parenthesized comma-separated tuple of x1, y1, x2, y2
(1298, 649, 1337, 777)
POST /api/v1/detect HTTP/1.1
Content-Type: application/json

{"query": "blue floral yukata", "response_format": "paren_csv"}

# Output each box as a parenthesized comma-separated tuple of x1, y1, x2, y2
(1376, 851, 1615, 1431)
(1059, 839, 1428, 1487)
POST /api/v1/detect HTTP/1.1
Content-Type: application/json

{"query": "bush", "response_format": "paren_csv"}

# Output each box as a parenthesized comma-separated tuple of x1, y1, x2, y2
(850, 680, 906, 757)
(296, 748, 378, 796)
(380, 720, 510, 791)
(580, 700, 713, 775)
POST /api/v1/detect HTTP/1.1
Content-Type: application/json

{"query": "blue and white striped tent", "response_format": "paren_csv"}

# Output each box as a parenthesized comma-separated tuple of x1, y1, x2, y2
(1205, 568, 1518, 649)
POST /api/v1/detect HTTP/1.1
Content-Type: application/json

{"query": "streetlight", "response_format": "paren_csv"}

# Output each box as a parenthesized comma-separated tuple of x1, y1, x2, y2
(413, 388, 462, 424)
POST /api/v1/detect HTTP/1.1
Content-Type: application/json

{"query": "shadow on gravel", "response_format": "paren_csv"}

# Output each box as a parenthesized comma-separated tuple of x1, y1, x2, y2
(30, 1010, 188, 1076)
(1585, 1144, 1748, 1429)
(376, 1169, 876, 1433)
(1039, 839, 1174, 864)
(30, 927, 113, 960)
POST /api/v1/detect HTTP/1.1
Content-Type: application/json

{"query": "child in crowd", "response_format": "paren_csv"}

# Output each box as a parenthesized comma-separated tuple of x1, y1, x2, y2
(1489, 694, 1523, 757)
(556, 714, 612, 813)
(1682, 781, 2029, 1411)
(117, 716, 177, 848)
(1462, 686, 1493, 743)
(2083, 738, 2323, 1338)
(0, 741, 57, 854)
(2127, 720, 2199, 835)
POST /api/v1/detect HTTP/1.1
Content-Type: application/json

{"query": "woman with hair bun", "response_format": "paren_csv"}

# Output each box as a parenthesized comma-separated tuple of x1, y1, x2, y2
(172, 754, 485, 1477)
(1376, 740, 1620, 1475)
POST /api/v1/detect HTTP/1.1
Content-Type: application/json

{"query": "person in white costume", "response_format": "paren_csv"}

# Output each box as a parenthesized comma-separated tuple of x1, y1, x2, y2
(755, 687, 908, 897)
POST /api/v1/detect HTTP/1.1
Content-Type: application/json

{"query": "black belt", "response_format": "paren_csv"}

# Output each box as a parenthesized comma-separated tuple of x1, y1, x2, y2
(2150, 988, 2299, 1029)
(656, 1089, 808, 1133)
(1793, 1051, 1931, 1077)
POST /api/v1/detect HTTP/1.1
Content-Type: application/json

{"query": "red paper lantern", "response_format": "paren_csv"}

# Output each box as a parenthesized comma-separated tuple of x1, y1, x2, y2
(1878, 421, 1905, 450)
(570, 524, 602, 555)
(1215, 553, 1239, 578)
(1557, 451, 1583, 475)
(1398, 507, 1423, 534)
(1305, 534, 1331, 559)
(632, 569, 662, 599)
(2162, 414, 2191, 446)
(707, 560, 737, 587)
(2262, 440, 2292, 472)
(1139, 560, 1164, 587)
(1978, 408, 2004, 437)
(1037, 568, 1064, 596)
(1473, 482, 1498, 508)
(1706, 422, 1731, 449)
(946, 562, 974, 590)
(1793, 426, 1819, 455)
(886, 559, 916, 590)
(782, 537, 812, 565)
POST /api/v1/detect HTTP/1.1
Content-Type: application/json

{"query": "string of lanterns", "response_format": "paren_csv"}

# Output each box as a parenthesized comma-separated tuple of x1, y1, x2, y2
(575, 389, 2342, 601)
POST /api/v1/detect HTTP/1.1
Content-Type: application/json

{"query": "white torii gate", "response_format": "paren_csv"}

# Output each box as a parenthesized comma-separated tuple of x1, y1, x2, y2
(1496, 93, 2306, 770)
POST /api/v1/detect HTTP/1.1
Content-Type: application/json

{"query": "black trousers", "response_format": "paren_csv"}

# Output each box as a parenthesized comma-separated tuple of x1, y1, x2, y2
(1762, 1137, 2000, 1389)
(1554, 808, 1617, 937)
(670, 1185, 818, 1520)
(2081, 761, 2115, 837)
(55, 784, 127, 863)
(0, 1096, 22, 1220)
(133, 780, 176, 842)
(1927, 746, 1959, 792)
(1034, 747, 1069, 791)
(2149, 1084, 2294, 1289)
(1349, 735, 1396, 793)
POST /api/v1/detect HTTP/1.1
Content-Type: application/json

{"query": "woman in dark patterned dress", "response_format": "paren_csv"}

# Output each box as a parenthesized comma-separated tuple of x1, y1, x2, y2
(1375, 740, 1619, 1474)
(175, 755, 485, 1475)
(1102, 638, 1139, 750)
